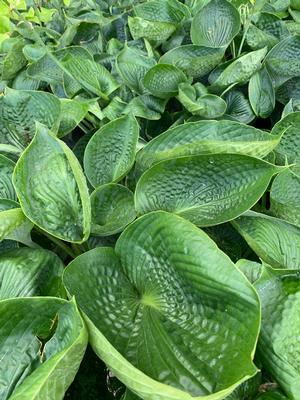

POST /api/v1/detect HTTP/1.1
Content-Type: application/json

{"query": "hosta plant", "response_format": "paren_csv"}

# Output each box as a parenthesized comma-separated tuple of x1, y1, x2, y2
(0, 0, 300, 399)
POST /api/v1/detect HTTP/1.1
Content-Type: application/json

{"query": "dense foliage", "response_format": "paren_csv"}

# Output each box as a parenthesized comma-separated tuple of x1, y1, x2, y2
(0, 0, 300, 399)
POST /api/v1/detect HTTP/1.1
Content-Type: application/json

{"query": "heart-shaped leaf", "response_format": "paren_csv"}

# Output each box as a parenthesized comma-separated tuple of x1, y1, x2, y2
(64, 211, 260, 399)
(159, 45, 225, 78)
(232, 211, 300, 269)
(223, 90, 255, 124)
(91, 183, 136, 236)
(0, 248, 65, 299)
(0, 297, 87, 400)
(135, 154, 283, 226)
(143, 64, 187, 99)
(13, 124, 91, 243)
(191, 0, 240, 48)
(84, 114, 139, 187)
(254, 266, 300, 400)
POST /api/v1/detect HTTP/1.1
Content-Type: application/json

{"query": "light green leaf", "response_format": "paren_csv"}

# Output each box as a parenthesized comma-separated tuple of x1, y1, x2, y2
(265, 35, 300, 88)
(178, 83, 227, 118)
(0, 199, 35, 247)
(0, 154, 16, 201)
(2, 38, 27, 81)
(159, 45, 225, 78)
(191, 0, 241, 48)
(235, 259, 262, 284)
(0, 297, 87, 400)
(0, 88, 61, 149)
(91, 184, 136, 236)
(84, 114, 139, 187)
(249, 67, 275, 118)
(116, 45, 156, 94)
(64, 211, 260, 399)
(136, 120, 282, 175)
(211, 47, 267, 90)
(124, 95, 167, 120)
(135, 154, 282, 226)
(271, 112, 300, 163)
(232, 211, 300, 269)
(62, 55, 119, 98)
(143, 64, 187, 99)
(128, 16, 177, 43)
(254, 266, 300, 400)
(22, 44, 47, 62)
(13, 124, 91, 243)
(0, 248, 65, 299)
(270, 168, 300, 227)
(58, 99, 89, 137)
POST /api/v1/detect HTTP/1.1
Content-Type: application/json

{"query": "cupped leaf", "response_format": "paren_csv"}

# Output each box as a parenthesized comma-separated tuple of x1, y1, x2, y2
(64, 211, 260, 399)
(191, 0, 240, 48)
(91, 184, 136, 236)
(0, 297, 87, 400)
(232, 211, 300, 269)
(210, 47, 267, 90)
(270, 168, 300, 227)
(159, 45, 225, 78)
(254, 266, 300, 400)
(135, 154, 282, 227)
(62, 55, 119, 98)
(178, 83, 226, 118)
(84, 114, 139, 188)
(271, 112, 300, 163)
(136, 120, 282, 175)
(143, 64, 187, 99)
(236, 259, 262, 284)
(223, 90, 255, 124)
(13, 124, 91, 243)
(0, 154, 16, 201)
(0, 248, 65, 300)
(249, 67, 275, 119)
(58, 99, 89, 137)
(128, 16, 177, 43)
(125, 95, 167, 120)
(116, 45, 156, 94)
(0, 88, 61, 149)
(2, 38, 27, 81)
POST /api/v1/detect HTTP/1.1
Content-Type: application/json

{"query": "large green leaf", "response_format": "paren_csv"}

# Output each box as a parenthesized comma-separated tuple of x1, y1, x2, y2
(249, 66, 275, 119)
(135, 154, 283, 226)
(116, 45, 156, 94)
(58, 99, 89, 138)
(159, 45, 225, 79)
(0, 297, 88, 400)
(271, 112, 300, 163)
(136, 120, 282, 175)
(13, 124, 91, 243)
(0, 154, 16, 201)
(265, 35, 300, 88)
(232, 211, 300, 269)
(270, 168, 300, 227)
(64, 211, 260, 399)
(210, 48, 267, 90)
(84, 114, 139, 187)
(0, 248, 65, 299)
(90, 183, 136, 236)
(254, 267, 300, 400)
(143, 64, 187, 99)
(191, 0, 240, 48)
(0, 88, 61, 149)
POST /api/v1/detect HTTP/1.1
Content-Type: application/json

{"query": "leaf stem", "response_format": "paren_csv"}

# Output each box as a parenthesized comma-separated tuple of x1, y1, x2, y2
(35, 227, 76, 258)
